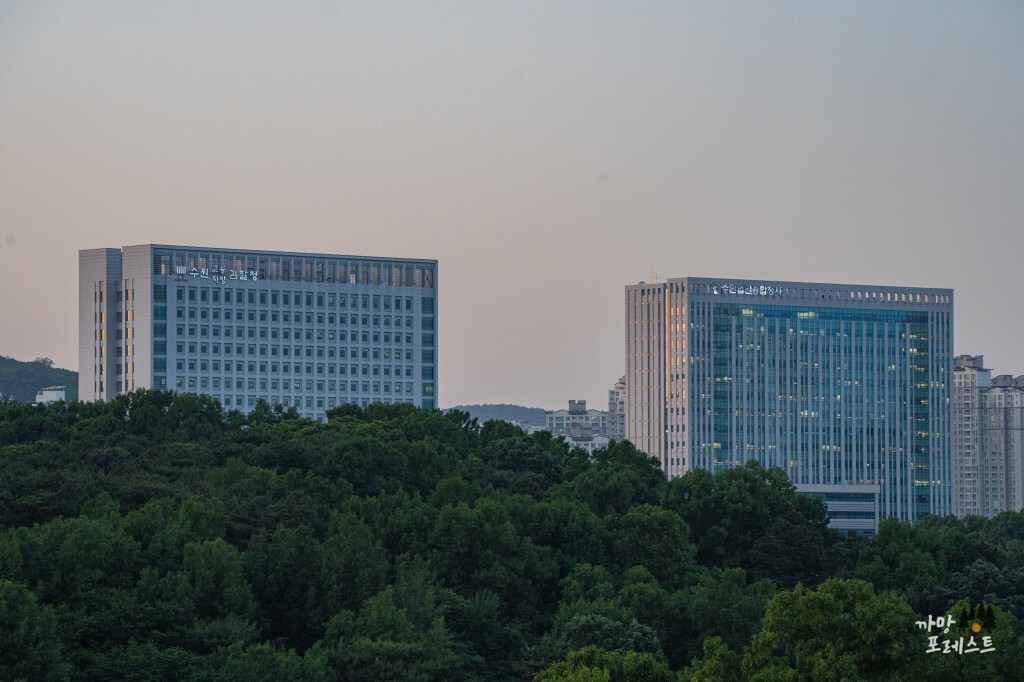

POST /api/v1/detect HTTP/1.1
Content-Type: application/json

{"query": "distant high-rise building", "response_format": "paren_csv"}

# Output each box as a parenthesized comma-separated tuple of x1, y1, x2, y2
(608, 376, 626, 440)
(626, 277, 954, 532)
(80, 244, 438, 420)
(954, 355, 1024, 517)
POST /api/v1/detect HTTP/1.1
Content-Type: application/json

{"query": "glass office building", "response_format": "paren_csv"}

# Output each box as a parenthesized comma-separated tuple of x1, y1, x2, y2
(626, 277, 954, 531)
(80, 245, 438, 419)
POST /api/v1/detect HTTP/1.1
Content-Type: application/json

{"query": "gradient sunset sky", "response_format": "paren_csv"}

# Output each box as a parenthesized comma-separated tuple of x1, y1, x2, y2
(2, 2, 1022, 408)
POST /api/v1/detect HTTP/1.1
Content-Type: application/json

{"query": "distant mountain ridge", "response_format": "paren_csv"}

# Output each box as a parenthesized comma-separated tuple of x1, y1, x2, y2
(447, 403, 546, 427)
(0, 355, 78, 402)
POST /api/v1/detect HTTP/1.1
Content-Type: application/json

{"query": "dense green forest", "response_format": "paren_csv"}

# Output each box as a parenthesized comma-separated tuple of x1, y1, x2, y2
(1, 391, 1022, 680)
(0, 355, 78, 403)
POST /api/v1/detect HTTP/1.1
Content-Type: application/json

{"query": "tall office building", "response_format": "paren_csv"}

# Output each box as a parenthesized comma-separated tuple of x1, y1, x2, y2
(626, 277, 954, 531)
(80, 245, 438, 420)
(954, 355, 1024, 517)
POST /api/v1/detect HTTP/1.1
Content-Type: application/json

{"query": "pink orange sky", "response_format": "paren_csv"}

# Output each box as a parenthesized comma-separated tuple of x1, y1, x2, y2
(1, 2, 1022, 408)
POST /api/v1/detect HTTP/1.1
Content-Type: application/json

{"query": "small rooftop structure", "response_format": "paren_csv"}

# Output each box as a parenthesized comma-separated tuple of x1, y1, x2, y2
(35, 386, 67, 405)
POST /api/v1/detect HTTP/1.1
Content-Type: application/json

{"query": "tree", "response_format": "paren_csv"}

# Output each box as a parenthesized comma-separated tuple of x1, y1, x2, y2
(323, 587, 469, 681)
(610, 505, 695, 590)
(660, 461, 833, 586)
(534, 646, 675, 682)
(213, 641, 330, 682)
(182, 538, 256, 620)
(0, 579, 68, 681)
(244, 518, 388, 650)
(673, 567, 776, 666)
(554, 441, 665, 518)
(682, 637, 742, 682)
(741, 578, 923, 681)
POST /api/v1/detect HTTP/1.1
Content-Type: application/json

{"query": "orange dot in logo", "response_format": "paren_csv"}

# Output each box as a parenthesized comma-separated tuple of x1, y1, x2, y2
(972, 623, 981, 633)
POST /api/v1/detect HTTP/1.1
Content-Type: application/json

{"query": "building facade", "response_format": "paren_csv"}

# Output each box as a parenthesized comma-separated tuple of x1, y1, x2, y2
(954, 355, 1024, 517)
(563, 433, 611, 454)
(80, 245, 438, 420)
(608, 376, 627, 440)
(626, 277, 954, 531)
(546, 400, 610, 437)
(35, 386, 67, 405)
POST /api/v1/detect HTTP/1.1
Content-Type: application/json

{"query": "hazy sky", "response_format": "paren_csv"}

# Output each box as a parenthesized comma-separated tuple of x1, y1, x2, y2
(2, 2, 1022, 409)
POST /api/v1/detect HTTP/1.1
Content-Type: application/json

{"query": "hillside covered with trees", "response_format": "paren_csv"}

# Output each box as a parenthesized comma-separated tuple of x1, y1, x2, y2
(447, 403, 547, 428)
(1, 391, 1022, 680)
(0, 355, 78, 402)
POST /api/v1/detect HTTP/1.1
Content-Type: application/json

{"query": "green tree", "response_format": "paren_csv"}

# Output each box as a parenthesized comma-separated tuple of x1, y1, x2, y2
(182, 538, 256, 620)
(323, 587, 469, 681)
(0, 579, 68, 681)
(554, 441, 665, 518)
(742, 578, 923, 681)
(660, 461, 833, 586)
(669, 567, 776, 667)
(682, 636, 742, 682)
(610, 504, 695, 590)
(214, 641, 330, 682)
(534, 646, 675, 682)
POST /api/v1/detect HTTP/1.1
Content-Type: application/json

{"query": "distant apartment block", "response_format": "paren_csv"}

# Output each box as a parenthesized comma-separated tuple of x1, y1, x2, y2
(80, 245, 438, 421)
(954, 355, 1024, 517)
(566, 433, 611, 454)
(608, 376, 626, 440)
(546, 400, 610, 437)
(626, 277, 954, 532)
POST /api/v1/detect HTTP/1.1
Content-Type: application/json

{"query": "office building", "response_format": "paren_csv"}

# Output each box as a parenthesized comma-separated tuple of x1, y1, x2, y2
(626, 277, 954, 531)
(80, 245, 438, 420)
(954, 355, 1024, 517)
